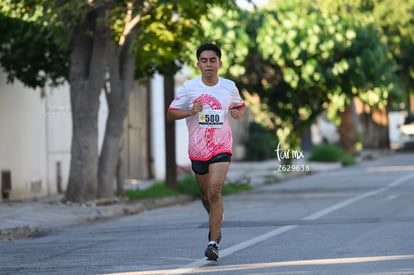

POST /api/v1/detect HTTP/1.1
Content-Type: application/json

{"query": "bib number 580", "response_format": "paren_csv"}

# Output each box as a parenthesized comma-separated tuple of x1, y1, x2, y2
(199, 110, 224, 128)
(205, 114, 220, 123)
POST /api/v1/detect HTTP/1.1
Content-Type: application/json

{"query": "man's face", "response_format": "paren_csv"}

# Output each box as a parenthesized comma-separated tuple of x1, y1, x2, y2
(197, 50, 222, 78)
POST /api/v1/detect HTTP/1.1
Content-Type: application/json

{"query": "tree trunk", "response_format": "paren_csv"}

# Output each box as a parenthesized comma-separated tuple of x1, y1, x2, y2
(116, 147, 125, 197)
(65, 7, 109, 203)
(98, 100, 128, 198)
(164, 73, 177, 190)
(97, 34, 136, 199)
(115, 129, 126, 197)
(66, 80, 100, 203)
(354, 97, 390, 149)
(338, 104, 356, 155)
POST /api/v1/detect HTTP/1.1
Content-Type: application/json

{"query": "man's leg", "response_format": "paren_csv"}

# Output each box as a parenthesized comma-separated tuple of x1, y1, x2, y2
(196, 161, 229, 243)
(196, 174, 210, 214)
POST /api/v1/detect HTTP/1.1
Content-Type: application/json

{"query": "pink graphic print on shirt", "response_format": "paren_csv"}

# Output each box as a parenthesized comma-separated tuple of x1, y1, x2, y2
(191, 94, 231, 159)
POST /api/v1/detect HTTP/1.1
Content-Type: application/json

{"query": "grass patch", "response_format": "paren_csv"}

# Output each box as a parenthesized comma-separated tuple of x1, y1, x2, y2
(222, 183, 253, 195)
(125, 183, 179, 199)
(125, 175, 253, 200)
(308, 144, 357, 166)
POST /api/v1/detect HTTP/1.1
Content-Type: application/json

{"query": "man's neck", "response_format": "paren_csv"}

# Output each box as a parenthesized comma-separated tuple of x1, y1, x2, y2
(202, 76, 219, 86)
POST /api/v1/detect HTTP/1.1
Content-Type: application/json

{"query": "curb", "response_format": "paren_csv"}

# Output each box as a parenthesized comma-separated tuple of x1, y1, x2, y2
(0, 195, 195, 242)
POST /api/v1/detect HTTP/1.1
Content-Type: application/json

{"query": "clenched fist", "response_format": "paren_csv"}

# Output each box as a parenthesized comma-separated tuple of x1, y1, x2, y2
(190, 100, 203, 115)
(230, 107, 246, 119)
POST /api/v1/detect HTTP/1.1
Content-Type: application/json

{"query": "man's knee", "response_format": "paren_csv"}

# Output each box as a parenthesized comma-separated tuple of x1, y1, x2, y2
(207, 190, 222, 204)
(201, 192, 209, 203)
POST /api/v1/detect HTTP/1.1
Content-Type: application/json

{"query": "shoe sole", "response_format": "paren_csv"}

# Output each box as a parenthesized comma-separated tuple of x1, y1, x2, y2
(205, 248, 219, 261)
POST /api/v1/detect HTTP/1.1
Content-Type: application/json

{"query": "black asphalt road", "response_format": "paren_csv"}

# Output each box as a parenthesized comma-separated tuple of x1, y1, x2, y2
(0, 152, 413, 275)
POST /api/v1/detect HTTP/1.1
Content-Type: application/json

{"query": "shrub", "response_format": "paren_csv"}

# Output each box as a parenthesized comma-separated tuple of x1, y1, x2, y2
(308, 144, 356, 166)
(339, 154, 357, 166)
(245, 122, 278, 161)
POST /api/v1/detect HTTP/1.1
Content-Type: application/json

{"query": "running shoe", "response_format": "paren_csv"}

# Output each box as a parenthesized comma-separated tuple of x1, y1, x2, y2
(205, 242, 219, 261)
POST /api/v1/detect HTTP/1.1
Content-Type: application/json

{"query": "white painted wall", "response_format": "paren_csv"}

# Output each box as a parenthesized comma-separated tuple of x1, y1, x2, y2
(44, 84, 72, 195)
(150, 72, 192, 180)
(0, 70, 109, 200)
(174, 70, 191, 168)
(0, 72, 48, 200)
(389, 111, 405, 147)
(1, 68, 166, 200)
(150, 73, 166, 179)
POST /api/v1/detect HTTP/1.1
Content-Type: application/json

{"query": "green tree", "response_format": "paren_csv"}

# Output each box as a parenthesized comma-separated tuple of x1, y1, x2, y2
(312, 0, 414, 111)
(306, 0, 413, 148)
(188, 2, 396, 154)
(0, 1, 68, 88)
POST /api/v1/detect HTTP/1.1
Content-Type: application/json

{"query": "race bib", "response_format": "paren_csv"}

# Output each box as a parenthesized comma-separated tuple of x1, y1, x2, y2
(198, 110, 224, 128)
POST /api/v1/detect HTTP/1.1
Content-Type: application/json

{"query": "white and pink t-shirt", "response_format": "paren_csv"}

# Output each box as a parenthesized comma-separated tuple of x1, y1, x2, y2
(169, 76, 245, 161)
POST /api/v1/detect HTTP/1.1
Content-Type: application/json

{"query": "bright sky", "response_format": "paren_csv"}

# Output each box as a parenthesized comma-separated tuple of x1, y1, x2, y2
(237, 0, 269, 9)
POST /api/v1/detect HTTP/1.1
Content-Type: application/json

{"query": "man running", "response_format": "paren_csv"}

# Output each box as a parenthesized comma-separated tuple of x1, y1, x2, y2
(167, 43, 246, 260)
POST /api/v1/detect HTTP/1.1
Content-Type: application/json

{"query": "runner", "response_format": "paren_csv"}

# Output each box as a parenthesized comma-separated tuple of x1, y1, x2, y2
(167, 43, 247, 260)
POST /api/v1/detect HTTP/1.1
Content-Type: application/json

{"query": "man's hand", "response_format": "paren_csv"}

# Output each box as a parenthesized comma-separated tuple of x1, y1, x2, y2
(230, 106, 246, 119)
(167, 101, 203, 120)
(191, 100, 203, 115)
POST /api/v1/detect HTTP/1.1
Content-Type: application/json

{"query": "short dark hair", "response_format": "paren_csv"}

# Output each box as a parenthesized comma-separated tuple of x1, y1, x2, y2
(196, 43, 222, 60)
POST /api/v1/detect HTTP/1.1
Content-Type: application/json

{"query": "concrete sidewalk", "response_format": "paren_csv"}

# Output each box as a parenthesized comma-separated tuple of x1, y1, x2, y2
(0, 150, 391, 242)
(0, 194, 194, 242)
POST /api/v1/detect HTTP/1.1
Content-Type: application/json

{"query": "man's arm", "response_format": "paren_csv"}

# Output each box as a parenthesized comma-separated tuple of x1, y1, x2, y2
(167, 109, 196, 120)
(167, 100, 203, 120)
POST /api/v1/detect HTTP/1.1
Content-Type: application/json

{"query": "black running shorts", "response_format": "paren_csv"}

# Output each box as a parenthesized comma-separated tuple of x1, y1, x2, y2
(191, 153, 232, 175)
